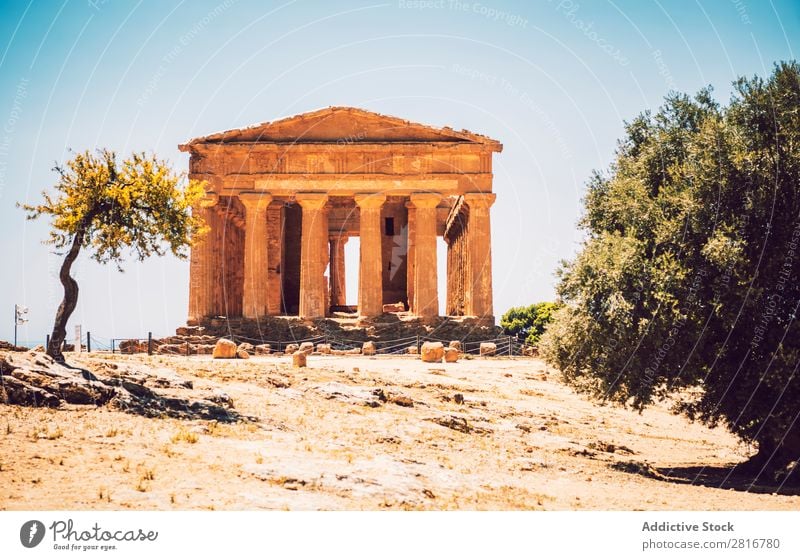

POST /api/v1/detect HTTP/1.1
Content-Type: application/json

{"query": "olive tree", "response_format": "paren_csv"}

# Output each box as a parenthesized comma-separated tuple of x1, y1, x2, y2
(541, 62, 800, 481)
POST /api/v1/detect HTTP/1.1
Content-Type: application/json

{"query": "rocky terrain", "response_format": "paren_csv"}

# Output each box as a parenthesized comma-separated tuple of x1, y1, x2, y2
(1, 350, 798, 510)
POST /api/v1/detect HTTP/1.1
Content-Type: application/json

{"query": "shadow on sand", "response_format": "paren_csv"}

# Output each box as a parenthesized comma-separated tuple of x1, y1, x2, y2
(610, 460, 800, 496)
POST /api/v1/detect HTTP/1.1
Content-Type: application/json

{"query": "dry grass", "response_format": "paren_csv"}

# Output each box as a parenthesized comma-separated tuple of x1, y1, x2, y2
(29, 423, 63, 440)
(171, 427, 199, 444)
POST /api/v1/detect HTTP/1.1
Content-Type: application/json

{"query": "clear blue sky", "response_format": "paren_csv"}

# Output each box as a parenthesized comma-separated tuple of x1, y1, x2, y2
(0, 0, 797, 345)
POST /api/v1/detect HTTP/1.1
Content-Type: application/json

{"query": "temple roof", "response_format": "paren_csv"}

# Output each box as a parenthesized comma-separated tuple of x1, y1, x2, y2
(179, 106, 502, 150)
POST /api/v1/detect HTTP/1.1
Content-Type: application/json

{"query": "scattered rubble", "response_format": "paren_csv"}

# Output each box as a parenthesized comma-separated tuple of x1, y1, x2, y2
(311, 382, 387, 408)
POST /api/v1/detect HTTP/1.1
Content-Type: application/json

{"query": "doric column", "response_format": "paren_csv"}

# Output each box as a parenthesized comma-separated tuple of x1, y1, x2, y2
(187, 192, 219, 324)
(239, 192, 272, 319)
(409, 193, 441, 319)
(329, 234, 348, 307)
(464, 193, 496, 320)
(355, 194, 387, 317)
(297, 194, 329, 318)
(405, 202, 416, 313)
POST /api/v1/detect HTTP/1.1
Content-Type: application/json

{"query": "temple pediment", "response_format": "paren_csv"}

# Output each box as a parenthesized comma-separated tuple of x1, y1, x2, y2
(180, 106, 502, 149)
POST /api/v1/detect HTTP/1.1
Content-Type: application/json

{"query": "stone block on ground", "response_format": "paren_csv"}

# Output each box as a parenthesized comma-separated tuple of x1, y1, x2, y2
(449, 340, 462, 351)
(236, 342, 252, 359)
(362, 341, 376, 356)
(316, 343, 331, 354)
(480, 342, 496, 357)
(420, 341, 444, 363)
(299, 342, 315, 354)
(284, 343, 299, 355)
(212, 338, 237, 359)
(292, 351, 307, 368)
(444, 347, 459, 363)
(407, 345, 419, 355)
(255, 344, 271, 355)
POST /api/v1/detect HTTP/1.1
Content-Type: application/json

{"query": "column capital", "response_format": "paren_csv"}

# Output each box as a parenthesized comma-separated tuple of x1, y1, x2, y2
(354, 193, 387, 209)
(295, 193, 328, 210)
(409, 193, 442, 209)
(199, 190, 220, 208)
(463, 192, 496, 209)
(238, 192, 273, 211)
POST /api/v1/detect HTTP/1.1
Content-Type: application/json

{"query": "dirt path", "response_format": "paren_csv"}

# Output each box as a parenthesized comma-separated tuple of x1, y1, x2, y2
(1, 354, 797, 510)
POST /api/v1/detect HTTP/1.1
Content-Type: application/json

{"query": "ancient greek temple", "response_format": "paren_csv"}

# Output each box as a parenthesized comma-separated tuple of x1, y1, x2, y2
(180, 107, 501, 326)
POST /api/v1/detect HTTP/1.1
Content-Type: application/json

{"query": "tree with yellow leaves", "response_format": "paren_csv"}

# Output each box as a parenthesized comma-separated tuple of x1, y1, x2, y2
(21, 149, 207, 362)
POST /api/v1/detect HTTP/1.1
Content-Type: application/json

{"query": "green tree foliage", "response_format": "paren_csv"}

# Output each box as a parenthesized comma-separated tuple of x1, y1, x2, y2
(21, 150, 207, 362)
(501, 302, 561, 344)
(540, 61, 800, 479)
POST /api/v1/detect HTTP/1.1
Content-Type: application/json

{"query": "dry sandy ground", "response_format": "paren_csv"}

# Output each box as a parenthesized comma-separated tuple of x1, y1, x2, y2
(1, 353, 797, 510)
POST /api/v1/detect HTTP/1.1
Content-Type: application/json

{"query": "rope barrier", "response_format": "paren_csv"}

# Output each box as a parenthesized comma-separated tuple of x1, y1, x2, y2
(61, 331, 530, 356)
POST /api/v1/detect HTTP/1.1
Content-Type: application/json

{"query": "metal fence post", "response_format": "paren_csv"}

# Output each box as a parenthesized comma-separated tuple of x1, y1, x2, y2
(147, 332, 153, 355)
(87, 331, 91, 353)
(46, 334, 50, 351)
(111, 339, 115, 354)
(508, 336, 512, 357)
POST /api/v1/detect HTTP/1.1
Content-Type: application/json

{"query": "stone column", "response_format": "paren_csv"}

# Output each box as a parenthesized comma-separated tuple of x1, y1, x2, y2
(239, 192, 272, 319)
(187, 192, 218, 324)
(297, 194, 329, 318)
(405, 202, 416, 313)
(329, 234, 348, 307)
(464, 193, 496, 321)
(409, 193, 441, 319)
(355, 194, 387, 317)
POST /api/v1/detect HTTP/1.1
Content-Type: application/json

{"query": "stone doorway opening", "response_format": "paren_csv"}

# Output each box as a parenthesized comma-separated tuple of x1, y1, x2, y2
(280, 203, 302, 315)
(331, 236, 359, 315)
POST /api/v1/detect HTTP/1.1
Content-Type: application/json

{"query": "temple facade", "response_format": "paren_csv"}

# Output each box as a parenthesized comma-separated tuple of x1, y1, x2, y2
(179, 107, 502, 325)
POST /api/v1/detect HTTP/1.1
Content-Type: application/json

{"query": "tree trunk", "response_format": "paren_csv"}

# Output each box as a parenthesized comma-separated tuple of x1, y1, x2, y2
(742, 433, 800, 480)
(47, 227, 86, 363)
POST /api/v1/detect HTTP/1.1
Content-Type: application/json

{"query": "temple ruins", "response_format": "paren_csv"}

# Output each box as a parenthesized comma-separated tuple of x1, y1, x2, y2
(179, 107, 501, 328)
